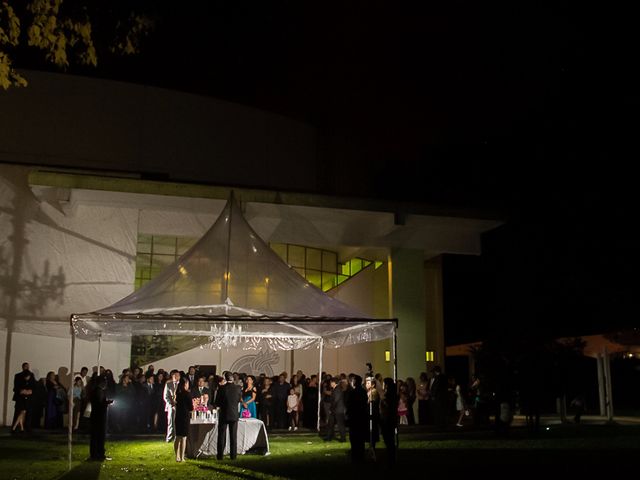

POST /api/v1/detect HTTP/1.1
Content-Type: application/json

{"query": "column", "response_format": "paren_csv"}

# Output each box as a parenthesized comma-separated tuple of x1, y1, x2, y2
(424, 256, 445, 372)
(389, 248, 426, 381)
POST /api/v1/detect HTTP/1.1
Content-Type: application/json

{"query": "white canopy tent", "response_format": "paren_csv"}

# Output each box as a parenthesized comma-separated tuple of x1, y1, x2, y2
(67, 195, 397, 464)
(71, 195, 396, 347)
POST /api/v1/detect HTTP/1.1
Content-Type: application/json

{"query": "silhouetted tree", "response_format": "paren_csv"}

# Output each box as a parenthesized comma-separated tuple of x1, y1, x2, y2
(0, 0, 154, 89)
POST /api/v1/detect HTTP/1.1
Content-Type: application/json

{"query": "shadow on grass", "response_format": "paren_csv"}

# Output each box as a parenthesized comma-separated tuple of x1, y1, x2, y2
(55, 459, 103, 480)
(192, 445, 640, 480)
(194, 450, 395, 480)
(197, 463, 271, 480)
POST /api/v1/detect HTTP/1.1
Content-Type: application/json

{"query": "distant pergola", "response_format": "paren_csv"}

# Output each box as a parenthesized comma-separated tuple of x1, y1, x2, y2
(446, 333, 639, 422)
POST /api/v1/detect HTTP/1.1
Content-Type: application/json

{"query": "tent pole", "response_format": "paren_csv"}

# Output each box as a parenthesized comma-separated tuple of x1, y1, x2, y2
(392, 326, 399, 449)
(223, 194, 233, 302)
(97, 334, 102, 370)
(392, 326, 398, 382)
(317, 338, 324, 432)
(604, 347, 614, 422)
(68, 331, 76, 470)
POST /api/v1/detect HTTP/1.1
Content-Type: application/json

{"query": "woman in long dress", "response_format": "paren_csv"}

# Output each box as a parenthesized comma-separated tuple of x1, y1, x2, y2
(44, 372, 62, 429)
(239, 375, 257, 419)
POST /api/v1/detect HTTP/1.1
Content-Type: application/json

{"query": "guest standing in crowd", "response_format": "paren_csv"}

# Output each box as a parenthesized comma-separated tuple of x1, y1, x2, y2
(155, 372, 167, 433)
(287, 387, 299, 431)
(13, 363, 33, 428)
(207, 374, 218, 407)
(417, 372, 430, 425)
(430, 366, 448, 428)
(366, 376, 380, 451)
(405, 377, 417, 425)
(324, 377, 346, 442)
(72, 376, 85, 431)
(173, 376, 193, 462)
(187, 366, 197, 391)
(12, 370, 34, 434)
(302, 375, 318, 429)
(31, 377, 47, 429)
(380, 378, 398, 466)
(113, 374, 135, 432)
(44, 372, 65, 429)
(321, 373, 333, 429)
(291, 374, 303, 421)
(346, 375, 368, 463)
(260, 377, 273, 428)
(239, 375, 257, 419)
(163, 369, 180, 442)
(89, 374, 113, 461)
(273, 374, 290, 429)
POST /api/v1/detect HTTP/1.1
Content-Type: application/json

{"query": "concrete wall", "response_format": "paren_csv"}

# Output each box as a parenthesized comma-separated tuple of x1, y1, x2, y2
(0, 71, 319, 193)
(0, 164, 139, 425)
(425, 256, 445, 371)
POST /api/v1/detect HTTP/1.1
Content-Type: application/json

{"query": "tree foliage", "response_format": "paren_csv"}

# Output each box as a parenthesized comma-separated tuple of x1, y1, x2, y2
(0, 0, 154, 90)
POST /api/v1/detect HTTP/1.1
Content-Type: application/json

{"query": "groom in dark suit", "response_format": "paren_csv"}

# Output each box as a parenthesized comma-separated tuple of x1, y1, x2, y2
(215, 371, 242, 460)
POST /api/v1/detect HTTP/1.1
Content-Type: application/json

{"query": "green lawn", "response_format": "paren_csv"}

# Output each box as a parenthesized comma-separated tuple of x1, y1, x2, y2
(1, 426, 640, 479)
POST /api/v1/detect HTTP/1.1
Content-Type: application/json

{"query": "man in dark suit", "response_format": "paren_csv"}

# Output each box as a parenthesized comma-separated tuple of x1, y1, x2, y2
(430, 365, 448, 428)
(346, 375, 368, 463)
(89, 373, 113, 461)
(215, 371, 242, 460)
(13, 362, 34, 428)
(187, 366, 198, 392)
(192, 376, 210, 407)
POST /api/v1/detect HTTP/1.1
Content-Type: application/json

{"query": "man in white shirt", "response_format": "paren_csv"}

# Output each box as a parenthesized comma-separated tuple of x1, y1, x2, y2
(77, 367, 89, 387)
(163, 369, 181, 442)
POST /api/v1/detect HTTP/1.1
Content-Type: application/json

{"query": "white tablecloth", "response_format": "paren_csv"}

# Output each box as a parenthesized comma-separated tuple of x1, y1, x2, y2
(195, 418, 270, 458)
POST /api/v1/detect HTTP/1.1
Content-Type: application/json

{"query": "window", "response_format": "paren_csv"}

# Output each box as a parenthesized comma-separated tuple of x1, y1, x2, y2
(269, 243, 383, 292)
(134, 234, 197, 290)
(132, 234, 197, 366)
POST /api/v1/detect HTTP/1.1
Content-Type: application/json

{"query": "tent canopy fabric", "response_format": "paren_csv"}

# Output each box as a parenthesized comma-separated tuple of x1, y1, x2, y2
(71, 196, 396, 350)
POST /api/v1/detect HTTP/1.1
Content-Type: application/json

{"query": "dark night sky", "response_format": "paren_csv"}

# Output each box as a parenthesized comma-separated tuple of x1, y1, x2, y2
(18, 2, 639, 342)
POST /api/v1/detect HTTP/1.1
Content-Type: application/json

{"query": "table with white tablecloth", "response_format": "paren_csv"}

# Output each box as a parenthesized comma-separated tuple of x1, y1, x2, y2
(186, 418, 270, 458)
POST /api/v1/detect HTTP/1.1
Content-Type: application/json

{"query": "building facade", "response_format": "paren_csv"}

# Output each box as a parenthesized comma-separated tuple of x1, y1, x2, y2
(0, 71, 500, 425)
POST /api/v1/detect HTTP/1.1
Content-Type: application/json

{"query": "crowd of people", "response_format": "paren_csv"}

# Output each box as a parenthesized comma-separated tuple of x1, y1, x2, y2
(12, 360, 488, 463)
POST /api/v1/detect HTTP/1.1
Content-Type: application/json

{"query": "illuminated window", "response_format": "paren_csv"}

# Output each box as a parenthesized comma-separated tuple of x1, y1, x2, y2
(135, 234, 196, 290)
(132, 234, 197, 366)
(270, 242, 383, 292)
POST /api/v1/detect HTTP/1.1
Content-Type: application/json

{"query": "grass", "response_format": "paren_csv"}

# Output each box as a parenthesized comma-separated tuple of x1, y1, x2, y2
(1, 425, 640, 479)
